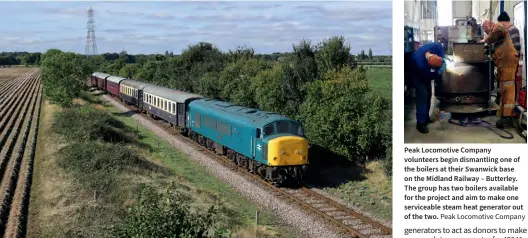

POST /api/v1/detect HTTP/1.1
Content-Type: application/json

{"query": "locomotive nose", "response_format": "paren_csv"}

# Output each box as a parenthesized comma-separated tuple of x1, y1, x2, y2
(267, 136, 309, 166)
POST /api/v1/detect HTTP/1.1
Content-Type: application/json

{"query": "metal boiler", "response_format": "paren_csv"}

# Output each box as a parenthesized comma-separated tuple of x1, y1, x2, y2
(434, 43, 495, 113)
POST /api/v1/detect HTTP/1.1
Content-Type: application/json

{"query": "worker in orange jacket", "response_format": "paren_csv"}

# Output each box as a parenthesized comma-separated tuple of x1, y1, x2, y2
(482, 18, 520, 129)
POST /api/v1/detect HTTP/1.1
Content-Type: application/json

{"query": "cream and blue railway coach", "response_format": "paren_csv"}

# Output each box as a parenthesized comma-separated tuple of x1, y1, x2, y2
(119, 79, 150, 108)
(142, 84, 203, 133)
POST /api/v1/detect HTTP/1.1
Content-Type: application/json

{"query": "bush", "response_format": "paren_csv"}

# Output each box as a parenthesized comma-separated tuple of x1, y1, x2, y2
(383, 146, 392, 177)
(52, 106, 133, 143)
(110, 184, 227, 238)
(300, 67, 391, 163)
(57, 142, 142, 193)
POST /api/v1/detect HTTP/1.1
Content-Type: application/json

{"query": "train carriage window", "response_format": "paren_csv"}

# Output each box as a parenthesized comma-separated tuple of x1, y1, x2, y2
(263, 124, 274, 136)
(164, 100, 167, 111)
(276, 121, 290, 134)
(172, 103, 175, 114)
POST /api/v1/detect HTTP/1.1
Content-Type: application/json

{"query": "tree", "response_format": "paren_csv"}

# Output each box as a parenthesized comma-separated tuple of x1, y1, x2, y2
(41, 49, 90, 106)
(253, 64, 291, 115)
(315, 36, 356, 74)
(360, 49, 365, 60)
(118, 63, 140, 79)
(368, 48, 373, 59)
(219, 58, 270, 107)
(227, 45, 255, 62)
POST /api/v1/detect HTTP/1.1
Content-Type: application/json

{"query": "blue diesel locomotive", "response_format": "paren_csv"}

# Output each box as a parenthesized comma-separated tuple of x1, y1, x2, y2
(92, 72, 309, 185)
(188, 99, 308, 185)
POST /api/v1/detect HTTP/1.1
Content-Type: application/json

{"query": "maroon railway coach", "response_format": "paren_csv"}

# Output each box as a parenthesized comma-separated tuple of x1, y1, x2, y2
(92, 72, 110, 90)
(105, 76, 126, 97)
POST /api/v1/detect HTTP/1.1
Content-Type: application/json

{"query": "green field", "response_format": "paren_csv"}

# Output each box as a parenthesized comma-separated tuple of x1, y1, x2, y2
(366, 68, 392, 99)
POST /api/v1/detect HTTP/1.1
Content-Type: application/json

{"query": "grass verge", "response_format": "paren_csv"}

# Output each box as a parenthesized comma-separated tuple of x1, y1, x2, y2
(321, 161, 392, 221)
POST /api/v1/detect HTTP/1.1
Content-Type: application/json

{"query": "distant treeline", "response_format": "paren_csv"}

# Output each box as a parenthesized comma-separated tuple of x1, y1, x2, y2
(0, 52, 41, 66)
(0, 49, 391, 66)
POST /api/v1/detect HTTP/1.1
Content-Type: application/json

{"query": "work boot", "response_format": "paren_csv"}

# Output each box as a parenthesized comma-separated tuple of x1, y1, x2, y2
(426, 118, 434, 124)
(416, 123, 429, 134)
(496, 116, 513, 129)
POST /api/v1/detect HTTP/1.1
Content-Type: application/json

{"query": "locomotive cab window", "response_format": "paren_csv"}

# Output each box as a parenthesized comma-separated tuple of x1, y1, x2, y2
(256, 128, 261, 139)
(263, 124, 274, 136)
(276, 121, 290, 134)
(291, 122, 304, 136)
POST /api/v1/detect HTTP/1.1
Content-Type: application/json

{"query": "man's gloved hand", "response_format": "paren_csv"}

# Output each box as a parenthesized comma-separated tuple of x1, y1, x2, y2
(437, 59, 447, 75)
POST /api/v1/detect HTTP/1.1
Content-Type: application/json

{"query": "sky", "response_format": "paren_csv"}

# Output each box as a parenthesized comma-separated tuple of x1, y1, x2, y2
(0, 1, 392, 55)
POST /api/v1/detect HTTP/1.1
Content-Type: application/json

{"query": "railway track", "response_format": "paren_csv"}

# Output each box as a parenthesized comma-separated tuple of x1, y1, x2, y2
(0, 69, 42, 238)
(101, 90, 392, 238)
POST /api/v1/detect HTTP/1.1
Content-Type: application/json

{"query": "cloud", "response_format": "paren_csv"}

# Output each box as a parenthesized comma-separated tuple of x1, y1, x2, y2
(1, 1, 393, 55)
(294, 3, 392, 21)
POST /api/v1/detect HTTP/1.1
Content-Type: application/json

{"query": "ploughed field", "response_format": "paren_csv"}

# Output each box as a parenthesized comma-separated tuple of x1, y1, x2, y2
(0, 68, 42, 237)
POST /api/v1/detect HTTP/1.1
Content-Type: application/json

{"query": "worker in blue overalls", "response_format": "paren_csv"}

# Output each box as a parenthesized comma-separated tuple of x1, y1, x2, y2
(406, 42, 447, 134)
